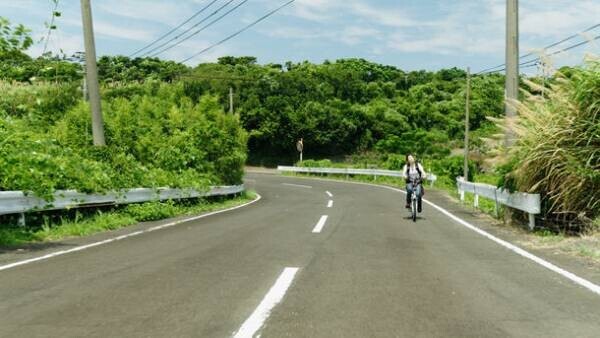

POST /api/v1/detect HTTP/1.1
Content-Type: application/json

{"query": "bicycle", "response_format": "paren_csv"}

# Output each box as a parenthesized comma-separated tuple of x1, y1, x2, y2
(408, 178, 422, 222)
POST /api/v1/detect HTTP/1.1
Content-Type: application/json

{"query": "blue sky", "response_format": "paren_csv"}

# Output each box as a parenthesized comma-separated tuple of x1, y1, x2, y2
(1, 0, 598, 73)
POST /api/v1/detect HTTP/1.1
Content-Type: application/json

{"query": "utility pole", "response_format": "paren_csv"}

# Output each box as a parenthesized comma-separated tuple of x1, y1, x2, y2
(82, 55, 88, 101)
(505, 0, 519, 147)
(81, 0, 105, 146)
(83, 75, 88, 101)
(229, 86, 234, 114)
(464, 67, 471, 181)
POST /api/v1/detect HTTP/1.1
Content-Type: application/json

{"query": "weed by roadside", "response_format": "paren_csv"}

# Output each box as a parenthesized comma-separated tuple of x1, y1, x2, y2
(521, 229, 600, 263)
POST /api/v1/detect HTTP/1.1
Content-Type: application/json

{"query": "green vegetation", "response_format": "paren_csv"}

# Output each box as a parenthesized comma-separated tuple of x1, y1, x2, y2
(497, 59, 600, 231)
(98, 56, 188, 83)
(181, 57, 504, 166)
(0, 192, 255, 247)
(1, 81, 247, 200)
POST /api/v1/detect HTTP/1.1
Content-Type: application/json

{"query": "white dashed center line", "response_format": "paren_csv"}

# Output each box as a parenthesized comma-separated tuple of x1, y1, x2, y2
(233, 267, 299, 338)
(312, 215, 329, 233)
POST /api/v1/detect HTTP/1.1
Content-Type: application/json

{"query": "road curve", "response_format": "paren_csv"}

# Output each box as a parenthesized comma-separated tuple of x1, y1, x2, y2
(0, 173, 599, 337)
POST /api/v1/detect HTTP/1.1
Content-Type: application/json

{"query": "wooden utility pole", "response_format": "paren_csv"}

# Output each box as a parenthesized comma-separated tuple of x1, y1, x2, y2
(464, 67, 471, 180)
(505, 0, 519, 147)
(81, 0, 105, 146)
(229, 87, 234, 114)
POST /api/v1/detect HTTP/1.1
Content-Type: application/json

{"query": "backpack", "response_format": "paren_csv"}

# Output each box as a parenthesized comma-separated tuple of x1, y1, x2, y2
(405, 163, 425, 196)
(405, 162, 422, 180)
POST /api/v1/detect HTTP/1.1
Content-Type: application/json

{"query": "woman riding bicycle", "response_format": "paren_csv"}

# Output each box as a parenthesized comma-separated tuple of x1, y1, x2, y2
(402, 154, 426, 213)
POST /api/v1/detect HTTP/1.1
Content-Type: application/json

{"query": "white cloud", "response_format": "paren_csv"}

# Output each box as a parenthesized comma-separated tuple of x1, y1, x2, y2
(95, 0, 193, 26)
(61, 17, 156, 42)
(338, 26, 381, 45)
(259, 24, 381, 47)
(520, 1, 600, 38)
(347, 2, 419, 28)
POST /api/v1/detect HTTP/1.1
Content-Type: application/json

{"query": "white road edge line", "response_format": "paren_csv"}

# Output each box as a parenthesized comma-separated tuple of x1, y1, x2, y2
(327, 200, 333, 208)
(326, 191, 333, 197)
(0, 194, 263, 272)
(233, 267, 299, 338)
(312, 215, 329, 233)
(277, 175, 600, 297)
(281, 183, 312, 189)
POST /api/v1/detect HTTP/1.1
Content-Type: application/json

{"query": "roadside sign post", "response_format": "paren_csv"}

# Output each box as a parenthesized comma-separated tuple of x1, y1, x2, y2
(296, 138, 303, 163)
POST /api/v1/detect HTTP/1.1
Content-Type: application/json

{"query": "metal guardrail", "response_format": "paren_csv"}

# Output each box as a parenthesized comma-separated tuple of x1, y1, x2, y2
(456, 177, 540, 230)
(277, 166, 438, 186)
(0, 185, 244, 225)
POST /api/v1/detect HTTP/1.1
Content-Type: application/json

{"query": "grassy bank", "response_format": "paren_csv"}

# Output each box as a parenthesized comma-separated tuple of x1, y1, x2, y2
(0, 191, 255, 248)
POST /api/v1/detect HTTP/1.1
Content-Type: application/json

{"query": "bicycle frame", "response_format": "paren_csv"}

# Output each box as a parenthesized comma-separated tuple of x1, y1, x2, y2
(409, 179, 421, 222)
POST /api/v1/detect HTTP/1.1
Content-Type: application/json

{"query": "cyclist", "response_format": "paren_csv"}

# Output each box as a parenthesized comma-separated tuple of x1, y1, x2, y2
(402, 154, 426, 213)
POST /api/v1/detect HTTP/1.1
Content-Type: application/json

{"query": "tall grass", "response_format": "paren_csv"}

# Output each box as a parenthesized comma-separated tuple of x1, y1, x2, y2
(498, 58, 599, 231)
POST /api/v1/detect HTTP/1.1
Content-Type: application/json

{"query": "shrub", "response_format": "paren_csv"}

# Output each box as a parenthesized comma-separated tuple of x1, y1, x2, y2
(500, 59, 600, 229)
(124, 201, 179, 222)
(430, 155, 477, 181)
(1, 82, 247, 199)
(0, 82, 80, 127)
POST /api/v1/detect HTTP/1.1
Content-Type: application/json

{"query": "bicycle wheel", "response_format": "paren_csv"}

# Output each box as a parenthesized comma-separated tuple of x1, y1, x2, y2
(412, 197, 417, 222)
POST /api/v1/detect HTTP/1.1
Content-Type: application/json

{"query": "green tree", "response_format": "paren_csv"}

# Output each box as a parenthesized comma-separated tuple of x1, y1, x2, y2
(0, 17, 33, 55)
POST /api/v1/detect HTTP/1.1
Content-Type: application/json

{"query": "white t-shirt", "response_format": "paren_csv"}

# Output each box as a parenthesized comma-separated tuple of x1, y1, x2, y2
(402, 163, 426, 181)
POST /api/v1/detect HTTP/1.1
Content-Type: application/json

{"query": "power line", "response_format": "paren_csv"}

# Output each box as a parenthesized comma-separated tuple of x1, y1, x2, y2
(531, 34, 600, 59)
(480, 34, 600, 74)
(143, 0, 245, 58)
(129, 0, 219, 57)
(138, 0, 237, 58)
(519, 23, 600, 60)
(476, 23, 600, 74)
(181, 0, 295, 63)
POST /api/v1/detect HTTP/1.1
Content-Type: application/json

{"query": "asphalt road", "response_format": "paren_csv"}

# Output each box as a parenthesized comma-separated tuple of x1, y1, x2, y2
(0, 173, 599, 337)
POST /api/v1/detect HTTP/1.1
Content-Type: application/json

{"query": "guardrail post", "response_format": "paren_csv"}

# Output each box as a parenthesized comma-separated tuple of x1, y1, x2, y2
(528, 213, 535, 230)
(18, 213, 26, 227)
(493, 189, 499, 217)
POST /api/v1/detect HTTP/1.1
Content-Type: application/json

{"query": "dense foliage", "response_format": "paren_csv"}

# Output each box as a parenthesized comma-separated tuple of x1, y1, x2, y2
(98, 56, 189, 83)
(499, 59, 599, 230)
(181, 57, 504, 165)
(0, 81, 247, 199)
